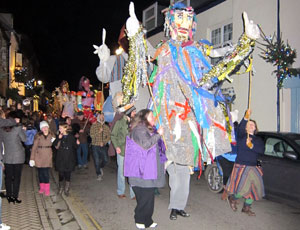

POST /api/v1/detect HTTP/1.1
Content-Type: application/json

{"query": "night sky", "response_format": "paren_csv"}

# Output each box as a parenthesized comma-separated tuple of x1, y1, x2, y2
(0, 0, 163, 92)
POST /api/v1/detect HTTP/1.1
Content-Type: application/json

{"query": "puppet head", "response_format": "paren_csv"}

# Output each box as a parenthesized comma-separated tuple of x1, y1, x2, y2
(164, 3, 197, 42)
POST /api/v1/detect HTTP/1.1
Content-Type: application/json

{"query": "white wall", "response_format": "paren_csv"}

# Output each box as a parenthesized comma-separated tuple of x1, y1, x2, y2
(146, 0, 300, 132)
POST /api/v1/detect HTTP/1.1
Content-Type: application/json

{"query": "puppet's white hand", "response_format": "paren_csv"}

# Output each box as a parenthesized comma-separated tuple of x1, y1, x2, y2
(243, 12, 260, 40)
(93, 28, 110, 61)
(126, 2, 140, 37)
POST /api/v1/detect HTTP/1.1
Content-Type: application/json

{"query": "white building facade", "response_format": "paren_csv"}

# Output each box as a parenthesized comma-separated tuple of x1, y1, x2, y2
(144, 0, 300, 132)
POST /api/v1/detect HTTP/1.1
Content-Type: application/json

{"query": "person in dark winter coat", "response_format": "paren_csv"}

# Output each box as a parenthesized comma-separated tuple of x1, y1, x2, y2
(0, 110, 16, 229)
(53, 122, 79, 196)
(124, 109, 167, 229)
(1, 111, 27, 204)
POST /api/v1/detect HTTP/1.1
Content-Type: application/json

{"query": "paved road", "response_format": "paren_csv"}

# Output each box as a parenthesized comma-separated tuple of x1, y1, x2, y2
(2, 165, 51, 230)
(68, 157, 300, 230)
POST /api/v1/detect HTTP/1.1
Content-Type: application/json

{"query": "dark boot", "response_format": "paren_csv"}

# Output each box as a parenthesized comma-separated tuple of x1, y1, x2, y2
(58, 181, 64, 195)
(227, 195, 238, 211)
(64, 181, 70, 196)
(170, 209, 177, 220)
(242, 204, 256, 216)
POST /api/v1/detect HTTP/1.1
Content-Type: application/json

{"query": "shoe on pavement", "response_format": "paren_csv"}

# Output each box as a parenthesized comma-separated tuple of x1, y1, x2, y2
(83, 164, 88, 169)
(0, 223, 11, 230)
(96, 175, 103, 181)
(135, 223, 145, 229)
(117, 194, 126, 199)
(241, 205, 256, 216)
(149, 222, 157, 228)
(176, 209, 190, 217)
(100, 168, 104, 176)
(170, 209, 177, 220)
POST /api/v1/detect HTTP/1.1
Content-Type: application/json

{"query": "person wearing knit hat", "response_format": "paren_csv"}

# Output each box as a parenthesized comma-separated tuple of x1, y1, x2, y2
(30, 120, 55, 197)
(40, 121, 49, 130)
(125, 106, 136, 117)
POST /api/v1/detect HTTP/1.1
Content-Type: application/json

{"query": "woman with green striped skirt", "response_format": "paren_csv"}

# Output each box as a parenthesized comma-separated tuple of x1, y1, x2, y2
(226, 109, 265, 216)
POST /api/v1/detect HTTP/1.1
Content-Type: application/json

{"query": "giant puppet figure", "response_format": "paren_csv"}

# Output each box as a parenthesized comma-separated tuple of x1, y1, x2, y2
(123, 2, 260, 219)
(95, 2, 260, 218)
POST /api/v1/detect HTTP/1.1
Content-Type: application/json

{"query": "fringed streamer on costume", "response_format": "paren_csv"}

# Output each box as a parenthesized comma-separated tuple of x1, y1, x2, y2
(169, 43, 198, 87)
(149, 61, 158, 83)
(199, 33, 255, 86)
(122, 26, 148, 105)
(191, 131, 200, 171)
(197, 123, 202, 179)
(153, 81, 164, 118)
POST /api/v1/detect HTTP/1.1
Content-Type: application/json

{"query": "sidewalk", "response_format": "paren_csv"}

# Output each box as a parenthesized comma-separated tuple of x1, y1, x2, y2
(2, 165, 85, 230)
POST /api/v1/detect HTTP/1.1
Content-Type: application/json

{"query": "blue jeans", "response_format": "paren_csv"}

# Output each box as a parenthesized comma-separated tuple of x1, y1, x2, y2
(92, 145, 108, 176)
(37, 168, 50, 183)
(77, 143, 89, 166)
(117, 154, 135, 198)
(0, 164, 3, 224)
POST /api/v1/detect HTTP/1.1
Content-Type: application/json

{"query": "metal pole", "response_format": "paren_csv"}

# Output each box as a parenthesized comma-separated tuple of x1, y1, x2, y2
(277, 0, 280, 132)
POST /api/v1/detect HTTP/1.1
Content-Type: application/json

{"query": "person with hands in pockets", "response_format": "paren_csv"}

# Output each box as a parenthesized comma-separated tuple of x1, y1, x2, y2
(29, 121, 56, 196)
(53, 122, 79, 196)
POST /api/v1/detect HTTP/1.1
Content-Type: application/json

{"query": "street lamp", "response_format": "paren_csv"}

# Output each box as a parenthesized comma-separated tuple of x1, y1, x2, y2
(115, 46, 123, 55)
(37, 80, 43, 85)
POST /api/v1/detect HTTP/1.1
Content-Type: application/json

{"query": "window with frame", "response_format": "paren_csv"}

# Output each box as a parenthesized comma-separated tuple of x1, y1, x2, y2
(143, 3, 158, 32)
(265, 138, 285, 158)
(170, 0, 190, 6)
(210, 23, 233, 65)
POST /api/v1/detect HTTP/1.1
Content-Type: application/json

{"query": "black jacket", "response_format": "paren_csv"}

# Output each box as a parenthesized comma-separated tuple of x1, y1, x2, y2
(53, 134, 77, 172)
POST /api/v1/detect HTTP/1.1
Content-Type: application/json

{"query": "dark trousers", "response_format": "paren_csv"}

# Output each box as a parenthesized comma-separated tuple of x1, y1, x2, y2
(132, 187, 155, 228)
(25, 145, 32, 164)
(92, 145, 108, 176)
(37, 168, 50, 183)
(58, 171, 71, 182)
(4, 163, 23, 198)
(218, 156, 235, 185)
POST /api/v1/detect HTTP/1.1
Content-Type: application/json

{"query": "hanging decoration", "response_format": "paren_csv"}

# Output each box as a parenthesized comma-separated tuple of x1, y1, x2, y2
(259, 28, 300, 88)
(121, 25, 148, 105)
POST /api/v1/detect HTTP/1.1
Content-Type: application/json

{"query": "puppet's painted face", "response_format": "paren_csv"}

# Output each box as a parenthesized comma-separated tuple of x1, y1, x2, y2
(171, 10, 193, 41)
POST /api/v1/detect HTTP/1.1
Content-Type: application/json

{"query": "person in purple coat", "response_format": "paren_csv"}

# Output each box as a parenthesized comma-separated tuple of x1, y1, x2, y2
(124, 109, 167, 229)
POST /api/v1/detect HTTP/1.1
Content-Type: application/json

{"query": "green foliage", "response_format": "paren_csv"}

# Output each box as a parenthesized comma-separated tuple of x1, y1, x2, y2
(259, 31, 300, 88)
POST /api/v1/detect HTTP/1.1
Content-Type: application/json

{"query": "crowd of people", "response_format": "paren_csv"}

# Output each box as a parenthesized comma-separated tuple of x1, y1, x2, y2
(0, 97, 265, 230)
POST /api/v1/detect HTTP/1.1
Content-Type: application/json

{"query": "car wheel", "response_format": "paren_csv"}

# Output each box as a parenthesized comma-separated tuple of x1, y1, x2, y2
(205, 163, 224, 193)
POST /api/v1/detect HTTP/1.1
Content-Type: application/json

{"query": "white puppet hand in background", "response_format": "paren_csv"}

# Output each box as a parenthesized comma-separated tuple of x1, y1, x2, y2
(243, 12, 260, 40)
(93, 28, 110, 62)
(126, 2, 140, 37)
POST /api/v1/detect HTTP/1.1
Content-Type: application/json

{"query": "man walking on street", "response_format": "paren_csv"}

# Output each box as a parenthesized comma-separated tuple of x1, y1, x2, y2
(90, 113, 110, 180)
(72, 111, 90, 169)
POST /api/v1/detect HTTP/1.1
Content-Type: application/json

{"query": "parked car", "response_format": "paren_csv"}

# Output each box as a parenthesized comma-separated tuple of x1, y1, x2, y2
(205, 132, 300, 205)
